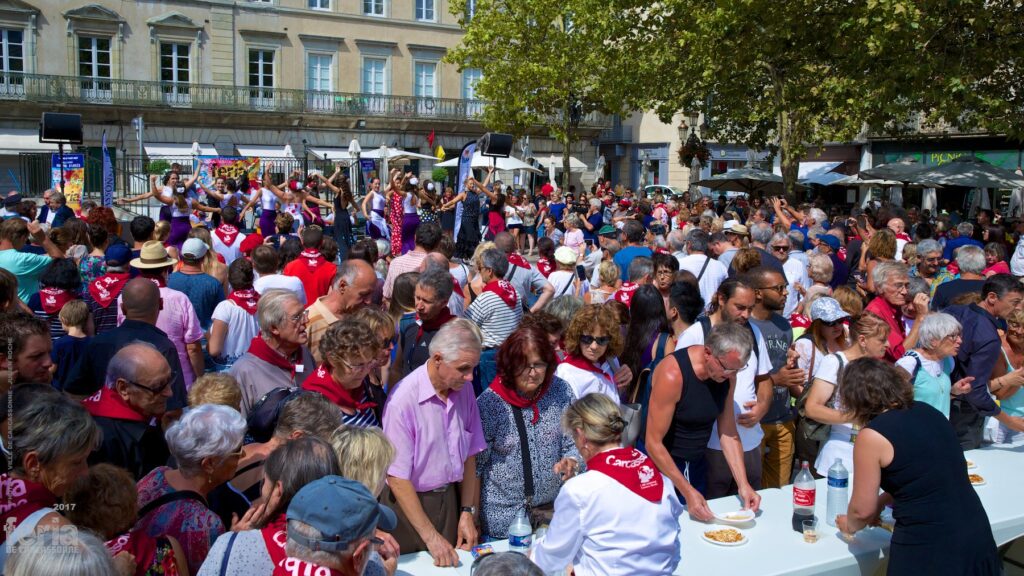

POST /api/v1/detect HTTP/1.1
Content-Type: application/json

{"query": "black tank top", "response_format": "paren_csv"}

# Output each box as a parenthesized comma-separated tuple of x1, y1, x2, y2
(663, 347, 730, 461)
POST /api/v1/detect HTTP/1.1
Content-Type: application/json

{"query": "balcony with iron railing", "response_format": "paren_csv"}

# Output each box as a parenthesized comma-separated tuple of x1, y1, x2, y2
(0, 72, 612, 128)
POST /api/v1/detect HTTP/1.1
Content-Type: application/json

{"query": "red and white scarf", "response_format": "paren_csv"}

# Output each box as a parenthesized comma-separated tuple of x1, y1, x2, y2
(483, 280, 518, 309)
(299, 249, 326, 271)
(489, 374, 550, 424)
(536, 257, 553, 278)
(302, 364, 377, 412)
(105, 530, 160, 575)
(39, 286, 76, 315)
(144, 275, 167, 288)
(561, 354, 614, 383)
(262, 514, 345, 576)
(247, 336, 302, 381)
(88, 272, 130, 308)
(417, 307, 456, 340)
(0, 474, 58, 544)
(613, 282, 639, 307)
(507, 253, 531, 269)
(214, 223, 240, 247)
(586, 447, 664, 503)
(228, 289, 260, 315)
(82, 386, 149, 423)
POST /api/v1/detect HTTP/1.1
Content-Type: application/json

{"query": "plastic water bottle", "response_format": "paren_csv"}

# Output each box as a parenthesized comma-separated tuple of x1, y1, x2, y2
(508, 508, 532, 553)
(826, 458, 849, 527)
(792, 461, 817, 532)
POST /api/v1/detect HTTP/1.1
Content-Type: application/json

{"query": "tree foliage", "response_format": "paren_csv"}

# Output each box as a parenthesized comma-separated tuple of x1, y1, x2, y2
(445, 0, 633, 186)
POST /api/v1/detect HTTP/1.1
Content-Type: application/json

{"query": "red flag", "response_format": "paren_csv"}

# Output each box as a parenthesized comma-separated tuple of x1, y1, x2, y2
(427, 130, 436, 148)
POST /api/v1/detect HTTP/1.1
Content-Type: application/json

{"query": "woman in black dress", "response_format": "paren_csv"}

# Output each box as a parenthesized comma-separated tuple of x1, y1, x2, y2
(837, 358, 1000, 576)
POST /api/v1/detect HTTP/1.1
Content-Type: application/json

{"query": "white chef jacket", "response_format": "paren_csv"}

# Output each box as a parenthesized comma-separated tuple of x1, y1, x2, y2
(532, 467, 683, 576)
(675, 319, 772, 451)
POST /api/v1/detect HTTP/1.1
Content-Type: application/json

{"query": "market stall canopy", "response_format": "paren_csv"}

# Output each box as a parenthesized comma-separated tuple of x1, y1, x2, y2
(308, 147, 437, 163)
(901, 155, 1024, 189)
(144, 142, 216, 157)
(436, 152, 542, 173)
(830, 175, 905, 187)
(537, 155, 589, 173)
(860, 157, 924, 181)
(236, 144, 296, 158)
(783, 161, 847, 186)
(0, 128, 58, 156)
(696, 168, 808, 195)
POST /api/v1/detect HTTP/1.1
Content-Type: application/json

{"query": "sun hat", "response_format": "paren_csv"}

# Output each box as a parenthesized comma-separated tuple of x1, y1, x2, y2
(129, 240, 178, 269)
(554, 246, 578, 265)
(724, 221, 749, 236)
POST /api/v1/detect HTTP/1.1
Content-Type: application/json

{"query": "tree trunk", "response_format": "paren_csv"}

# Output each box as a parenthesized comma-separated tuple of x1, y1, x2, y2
(777, 108, 801, 201)
(562, 102, 572, 194)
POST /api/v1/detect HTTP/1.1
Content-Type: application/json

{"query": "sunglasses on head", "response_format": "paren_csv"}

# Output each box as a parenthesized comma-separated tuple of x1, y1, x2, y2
(579, 334, 611, 346)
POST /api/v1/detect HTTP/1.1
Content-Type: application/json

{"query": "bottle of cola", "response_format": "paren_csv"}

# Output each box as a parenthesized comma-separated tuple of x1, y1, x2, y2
(792, 460, 817, 532)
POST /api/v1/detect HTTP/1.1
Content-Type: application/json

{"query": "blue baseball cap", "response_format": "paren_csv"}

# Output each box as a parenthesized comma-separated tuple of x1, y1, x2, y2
(286, 475, 397, 552)
(818, 234, 841, 251)
(104, 243, 133, 267)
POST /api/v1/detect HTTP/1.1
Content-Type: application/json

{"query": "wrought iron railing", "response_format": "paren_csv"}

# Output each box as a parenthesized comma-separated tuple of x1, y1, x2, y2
(0, 73, 611, 127)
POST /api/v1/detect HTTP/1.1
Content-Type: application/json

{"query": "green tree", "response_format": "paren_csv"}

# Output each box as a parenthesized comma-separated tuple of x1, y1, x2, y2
(445, 0, 630, 190)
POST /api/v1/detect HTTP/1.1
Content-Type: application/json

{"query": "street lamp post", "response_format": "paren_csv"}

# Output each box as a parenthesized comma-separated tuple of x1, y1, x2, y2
(348, 138, 362, 196)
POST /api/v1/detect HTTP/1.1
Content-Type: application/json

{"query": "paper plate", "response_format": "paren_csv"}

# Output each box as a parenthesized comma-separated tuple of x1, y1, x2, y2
(701, 528, 748, 547)
(714, 510, 756, 525)
(970, 475, 986, 487)
(966, 459, 977, 469)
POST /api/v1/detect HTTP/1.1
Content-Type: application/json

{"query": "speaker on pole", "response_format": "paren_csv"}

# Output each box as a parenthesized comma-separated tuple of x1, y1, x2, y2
(478, 132, 513, 158)
(39, 113, 83, 144)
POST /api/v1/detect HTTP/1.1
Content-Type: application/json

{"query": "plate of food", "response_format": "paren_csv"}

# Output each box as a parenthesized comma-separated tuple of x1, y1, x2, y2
(966, 459, 977, 469)
(714, 510, 755, 525)
(702, 528, 748, 546)
(969, 473, 986, 486)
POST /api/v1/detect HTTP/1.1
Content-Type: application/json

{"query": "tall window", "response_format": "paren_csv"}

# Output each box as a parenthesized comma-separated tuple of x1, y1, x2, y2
(465, 0, 476, 20)
(462, 68, 483, 116)
(0, 29, 24, 95)
(248, 49, 274, 108)
(414, 62, 436, 98)
(416, 0, 434, 21)
(160, 42, 190, 104)
(363, 0, 384, 16)
(362, 58, 386, 94)
(78, 36, 112, 102)
(309, 0, 329, 9)
(306, 53, 332, 111)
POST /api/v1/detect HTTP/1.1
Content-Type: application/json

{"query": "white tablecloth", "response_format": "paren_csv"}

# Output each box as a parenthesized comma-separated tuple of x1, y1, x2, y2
(396, 445, 1024, 575)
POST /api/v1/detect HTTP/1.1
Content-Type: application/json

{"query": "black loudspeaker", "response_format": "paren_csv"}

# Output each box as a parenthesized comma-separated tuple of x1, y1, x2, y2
(39, 113, 83, 144)
(479, 132, 513, 158)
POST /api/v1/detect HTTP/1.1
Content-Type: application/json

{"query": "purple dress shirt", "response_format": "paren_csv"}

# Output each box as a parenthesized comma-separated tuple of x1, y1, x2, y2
(383, 364, 486, 492)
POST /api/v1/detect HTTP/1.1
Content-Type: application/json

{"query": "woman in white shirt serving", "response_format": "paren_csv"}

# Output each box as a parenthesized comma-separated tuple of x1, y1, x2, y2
(555, 304, 632, 403)
(803, 312, 890, 476)
(531, 392, 683, 576)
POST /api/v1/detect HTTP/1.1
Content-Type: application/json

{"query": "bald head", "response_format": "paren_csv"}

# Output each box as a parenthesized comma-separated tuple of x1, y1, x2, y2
(420, 252, 449, 272)
(493, 231, 514, 253)
(121, 278, 161, 322)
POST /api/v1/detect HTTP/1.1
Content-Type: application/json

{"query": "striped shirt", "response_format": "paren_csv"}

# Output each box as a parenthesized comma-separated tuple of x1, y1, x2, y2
(341, 391, 381, 429)
(467, 291, 523, 349)
(382, 250, 428, 300)
(305, 297, 339, 365)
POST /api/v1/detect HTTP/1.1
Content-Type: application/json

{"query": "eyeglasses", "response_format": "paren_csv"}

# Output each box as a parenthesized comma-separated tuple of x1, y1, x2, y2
(923, 256, 941, 263)
(227, 444, 245, 459)
(579, 334, 610, 347)
(711, 355, 742, 375)
(341, 358, 376, 372)
(771, 245, 789, 253)
(761, 284, 788, 293)
(518, 362, 548, 375)
(656, 269, 674, 278)
(125, 377, 172, 395)
(288, 310, 310, 325)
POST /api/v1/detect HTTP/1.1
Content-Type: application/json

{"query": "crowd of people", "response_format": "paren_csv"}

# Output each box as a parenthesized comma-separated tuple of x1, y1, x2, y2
(0, 163, 1020, 576)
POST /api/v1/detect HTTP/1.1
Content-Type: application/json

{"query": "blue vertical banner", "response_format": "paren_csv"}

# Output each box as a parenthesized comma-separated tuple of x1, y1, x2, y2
(454, 141, 476, 239)
(359, 159, 376, 190)
(101, 130, 114, 207)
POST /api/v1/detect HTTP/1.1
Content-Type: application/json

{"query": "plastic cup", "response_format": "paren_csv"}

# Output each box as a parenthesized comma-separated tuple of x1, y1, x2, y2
(803, 519, 819, 543)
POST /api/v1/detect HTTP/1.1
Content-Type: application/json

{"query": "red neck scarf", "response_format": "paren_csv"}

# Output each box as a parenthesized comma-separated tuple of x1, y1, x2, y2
(88, 272, 130, 308)
(214, 223, 240, 246)
(507, 253, 531, 269)
(261, 514, 346, 576)
(789, 313, 811, 330)
(81, 386, 149, 423)
(483, 280, 518, 308)
(39, 286, 76, 315)
(586, 447, 664, 503)
(105, 530, 158, 574)
(489, 374, 549, 424)
(896, 232, 912, 242)
(417, 307, 455, 340)
(614, 282, 639, 306)
(537, 257, 553, 278)
(228, 289, 260, 315)
(299, 249, 326, 271)
(562, 354, 613, 382)
(145, 275, 166, 288)
(247, 336, 301, 380)
(0, 474, 58, 544)
(302, 364, 377, 411)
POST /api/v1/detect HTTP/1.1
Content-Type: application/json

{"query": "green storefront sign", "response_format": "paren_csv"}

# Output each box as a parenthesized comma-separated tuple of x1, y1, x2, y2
(882, 150, 1023, 169)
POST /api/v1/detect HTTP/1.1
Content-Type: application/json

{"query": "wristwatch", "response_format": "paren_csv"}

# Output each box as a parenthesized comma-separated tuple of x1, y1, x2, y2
(460, 505, 477, 515)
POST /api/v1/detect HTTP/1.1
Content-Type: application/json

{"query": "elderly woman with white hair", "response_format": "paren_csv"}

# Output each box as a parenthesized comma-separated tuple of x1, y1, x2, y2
(135, 404, 247, 575)
(895, 312, 973, 419)
(229, 288, 316, 417)
(5, 530, 120, 576)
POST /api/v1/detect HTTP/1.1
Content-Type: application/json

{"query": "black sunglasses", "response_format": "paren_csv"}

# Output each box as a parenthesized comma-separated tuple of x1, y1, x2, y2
(125, 378, 171, 395)
(580, 334, 611, 346)
(822, 318, 845, 327)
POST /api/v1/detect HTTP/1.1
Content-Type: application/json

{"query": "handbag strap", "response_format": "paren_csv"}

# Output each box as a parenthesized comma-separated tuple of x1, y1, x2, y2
(696, 256, 711, 282)
(510, 407, 535, 505)
(219, 531, 239, 576)
(138, 490, 208, 520)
